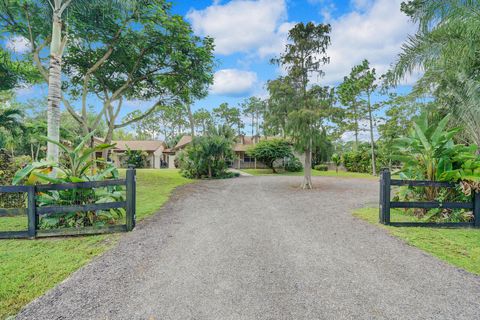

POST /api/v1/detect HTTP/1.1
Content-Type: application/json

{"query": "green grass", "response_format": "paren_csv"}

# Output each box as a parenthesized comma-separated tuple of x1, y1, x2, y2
(0, 169, 191, 319)
(242, 168, 377, 179)
(354, 207, 480, 275)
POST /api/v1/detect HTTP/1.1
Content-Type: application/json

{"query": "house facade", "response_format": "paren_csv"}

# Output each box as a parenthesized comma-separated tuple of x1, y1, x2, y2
(172, 135, 304, 170)
(102, 140, 170, 169)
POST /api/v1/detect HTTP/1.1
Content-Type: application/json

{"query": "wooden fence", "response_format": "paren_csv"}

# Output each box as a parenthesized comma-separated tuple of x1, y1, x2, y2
(379, 169, 480, 228)
(0, 168, 136, 239)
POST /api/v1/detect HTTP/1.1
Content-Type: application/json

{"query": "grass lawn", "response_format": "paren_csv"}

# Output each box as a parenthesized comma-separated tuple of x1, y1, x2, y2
(0, 169, 191, 319)
(354, 207, 480, 275)
(242, 168, 377, 179)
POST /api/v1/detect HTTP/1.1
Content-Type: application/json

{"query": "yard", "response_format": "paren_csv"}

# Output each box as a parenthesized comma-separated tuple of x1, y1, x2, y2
(241, 169, 376, 179)
(0, 169, 191, 319)
(354, 208, 480, 275)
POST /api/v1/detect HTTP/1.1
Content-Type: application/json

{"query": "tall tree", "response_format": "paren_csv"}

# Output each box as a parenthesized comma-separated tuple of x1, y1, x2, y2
(271, 22, 331, 189)
(213, 103, 243, 135)
(0, 0, 122, 162)
(337, 74, 361, 150)
(352, 60, 379, 175)
(241, 97, 265, 136)
(193, 108, 213, 135)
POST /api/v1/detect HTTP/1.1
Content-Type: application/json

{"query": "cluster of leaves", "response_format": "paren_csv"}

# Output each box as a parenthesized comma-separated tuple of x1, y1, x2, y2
(179, 127, 235, 179)
(392, 112, 480, 222)
(314, 164, 328, 171)
(247, 139, 293, 173)
(124, 147, 148, 168)
(12, 133, 125, 229)
(0, 149, 28, 208)
(285, 157, 303, 172)
(343, 143, 384, 174)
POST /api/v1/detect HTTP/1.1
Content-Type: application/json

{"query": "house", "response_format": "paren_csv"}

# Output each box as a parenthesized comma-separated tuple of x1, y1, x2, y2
(172, 135, 302, 169)
(101, 139, 170, 169)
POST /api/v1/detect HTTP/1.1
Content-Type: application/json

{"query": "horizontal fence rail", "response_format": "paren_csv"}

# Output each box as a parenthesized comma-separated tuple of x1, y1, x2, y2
(379, 169, 480, 228)
(0, 168, 136, 239)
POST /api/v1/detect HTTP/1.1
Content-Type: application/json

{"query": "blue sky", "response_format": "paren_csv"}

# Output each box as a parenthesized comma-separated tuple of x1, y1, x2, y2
(6, 0, 417, 139)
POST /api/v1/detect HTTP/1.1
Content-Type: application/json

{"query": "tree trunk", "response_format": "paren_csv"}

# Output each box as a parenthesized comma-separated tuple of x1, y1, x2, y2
(186, 104, 195, 138)
(46, 14, 64, 162)
(301, 140, 313, 189)
(367, 94, 376, 175)
(353, 103, 359, 151)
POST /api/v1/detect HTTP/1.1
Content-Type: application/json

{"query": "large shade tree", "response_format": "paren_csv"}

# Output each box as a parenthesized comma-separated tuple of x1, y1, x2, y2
(0, 0, 128, 162)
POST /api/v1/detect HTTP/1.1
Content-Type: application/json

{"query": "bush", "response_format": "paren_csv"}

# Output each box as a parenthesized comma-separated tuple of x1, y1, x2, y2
(0, 150, 27, 208)
(285, 157, 303, 172)
(179, 135, 234, 179)
(124, 147, 147, 168)
(12, 132, 125, 229)
(247, 139, 293, 173)
(314, 164, 328, 171)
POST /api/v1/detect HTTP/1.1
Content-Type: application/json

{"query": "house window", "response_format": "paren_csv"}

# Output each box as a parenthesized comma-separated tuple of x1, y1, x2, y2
(243, 154, 254, 163)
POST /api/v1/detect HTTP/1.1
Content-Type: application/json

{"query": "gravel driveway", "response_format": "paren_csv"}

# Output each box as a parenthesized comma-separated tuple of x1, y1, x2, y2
(17, 176, 480, 319)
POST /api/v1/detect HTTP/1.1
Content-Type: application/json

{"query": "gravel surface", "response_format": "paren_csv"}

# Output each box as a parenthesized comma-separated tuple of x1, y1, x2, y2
(17, 176, 480, 319)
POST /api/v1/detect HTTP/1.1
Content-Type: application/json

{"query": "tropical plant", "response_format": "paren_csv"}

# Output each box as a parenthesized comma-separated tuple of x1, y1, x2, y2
(0, 108, 24, 133)
(12, 132, 124, 228)
(331, 153, 341, 173)
(392, 113, 480, 203)
(390, 1, 480, 147)
(179, 133, 234, 179)
(247, 139, 293, 173)
(124, 147, 147, 168)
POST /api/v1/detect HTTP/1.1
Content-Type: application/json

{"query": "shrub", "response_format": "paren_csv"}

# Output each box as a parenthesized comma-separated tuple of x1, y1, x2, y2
(331, 153, 341, 173)
(179, 134, 234, 179)
(391, 113, 480, 222)
(285, 157, 303, 172)
(124, 147, 147, 168)
(247, 139, 293, 173)
(314, 164, 328, 171)
(0, 149, 27, 208)
(12, 132, 125, 229)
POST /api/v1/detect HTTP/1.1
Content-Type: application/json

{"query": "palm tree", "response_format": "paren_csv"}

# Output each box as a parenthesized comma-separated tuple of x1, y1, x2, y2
(390, 1, 480, 147)
(0, 108, 24, 132)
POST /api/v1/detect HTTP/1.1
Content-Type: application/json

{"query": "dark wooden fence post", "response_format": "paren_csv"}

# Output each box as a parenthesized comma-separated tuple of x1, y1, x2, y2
(474, 191, 480, 228)
(379, 169, 391, 225)
(379, 169, 384, 223)
(27, 186, 37, 238)
(126, 167, 136, 231)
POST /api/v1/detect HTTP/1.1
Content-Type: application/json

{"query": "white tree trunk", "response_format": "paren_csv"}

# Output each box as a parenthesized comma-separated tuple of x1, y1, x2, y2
(301, 140, 313, 190)
(46, 14, 64, 162)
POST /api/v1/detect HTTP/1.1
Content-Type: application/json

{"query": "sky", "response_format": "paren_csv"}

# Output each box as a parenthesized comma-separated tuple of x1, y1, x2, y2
(6, 0, 418, 139)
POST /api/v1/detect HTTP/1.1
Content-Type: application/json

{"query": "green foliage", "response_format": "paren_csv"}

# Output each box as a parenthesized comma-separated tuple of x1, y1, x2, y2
(285, 157, 303, 172)
(392, 113, 480, 221)
(391, 1, 480, 147)
(343, 143, 379, 173)
(314, 164, 328, 171)
(331, 153, 341, 173)
(124, 147, 147, 168)
(11, 132, 124, 229)
(0, 149, 28, 208)
(247, 139, 293, 173)
(213, 103, 244, 134)
(179, 133, 234, 179)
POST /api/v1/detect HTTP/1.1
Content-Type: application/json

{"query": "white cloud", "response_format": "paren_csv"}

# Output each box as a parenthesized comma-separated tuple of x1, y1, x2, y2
(6, 36, 31, 53)
(210, 69, 258, 96)
(317, 0, 416, 85)
(187, 0, 288, 56)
